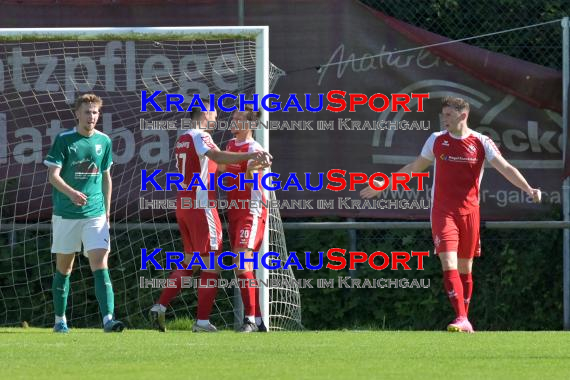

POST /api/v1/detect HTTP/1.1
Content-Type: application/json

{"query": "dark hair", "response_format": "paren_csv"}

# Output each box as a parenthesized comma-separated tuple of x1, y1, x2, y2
(242, 104, 261, 122)
(190, 99, 212, 121)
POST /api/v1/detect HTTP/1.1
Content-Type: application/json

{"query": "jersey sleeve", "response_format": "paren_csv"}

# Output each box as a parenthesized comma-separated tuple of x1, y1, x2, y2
(44, 134, 66, 168)
(192, 131, 219, 156)
(101, 137, 113, 172)
(481, 135, 501, 162)
(420, 133, 437, 161)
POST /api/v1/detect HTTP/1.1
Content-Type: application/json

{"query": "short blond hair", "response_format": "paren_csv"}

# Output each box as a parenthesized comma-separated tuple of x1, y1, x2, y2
(441, 96, 470, 113)
(74, 93, 103, 111)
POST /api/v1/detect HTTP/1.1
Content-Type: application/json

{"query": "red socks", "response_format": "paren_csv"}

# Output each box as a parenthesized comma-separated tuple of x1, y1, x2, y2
(157, 269, 193, 306)
(197, 272, 219, 320)
(238, 272, 256, 317)
(443, 270, 466, 318)
(460, 273, 473, 315)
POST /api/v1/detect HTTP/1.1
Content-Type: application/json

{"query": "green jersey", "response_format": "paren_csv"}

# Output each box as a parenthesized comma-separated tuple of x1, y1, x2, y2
(44, 128, 113, 219)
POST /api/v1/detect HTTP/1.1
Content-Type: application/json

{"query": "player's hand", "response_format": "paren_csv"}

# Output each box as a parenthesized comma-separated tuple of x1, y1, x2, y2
(69, 190, 87, 206)
(106, 211, 111, 227)
(360, 179, 385, 199)
(529, 188, 542, 203)
(251, 150, 272, 168)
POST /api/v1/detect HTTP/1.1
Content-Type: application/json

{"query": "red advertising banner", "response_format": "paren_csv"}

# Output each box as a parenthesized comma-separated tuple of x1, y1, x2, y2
(0, 0, 564, 222)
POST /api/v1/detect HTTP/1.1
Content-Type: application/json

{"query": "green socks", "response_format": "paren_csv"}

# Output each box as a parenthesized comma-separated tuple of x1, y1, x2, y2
(52, 271, 70, 318)
(53, 269, 115, 324)
(93, 269, 115, 321)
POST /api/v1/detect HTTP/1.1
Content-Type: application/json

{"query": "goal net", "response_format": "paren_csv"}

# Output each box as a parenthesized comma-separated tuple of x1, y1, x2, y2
(0, 27, 302, 331)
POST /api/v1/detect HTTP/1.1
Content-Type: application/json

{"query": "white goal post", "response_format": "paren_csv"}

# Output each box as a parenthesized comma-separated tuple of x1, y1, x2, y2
(0, 26, 301, 330)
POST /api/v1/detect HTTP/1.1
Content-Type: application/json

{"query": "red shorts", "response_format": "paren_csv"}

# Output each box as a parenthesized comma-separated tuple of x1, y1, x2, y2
(228, 212, 266, 251)
(176, 206, 222, 256)
(431, 208, 481, 259)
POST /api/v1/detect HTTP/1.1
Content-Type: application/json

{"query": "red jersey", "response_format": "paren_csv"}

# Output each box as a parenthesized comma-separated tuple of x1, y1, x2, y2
(224, 138, 267, 218)
(174, 129, 219, 203)
(420, 130, 501, 215)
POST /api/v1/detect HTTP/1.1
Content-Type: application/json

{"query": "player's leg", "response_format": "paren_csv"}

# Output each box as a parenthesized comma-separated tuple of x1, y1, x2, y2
(253, 273, 267, 332)
(432, 210, 470, 332)
(194, 259, 222, 332)
(439, 251, 466, 318)
(458, 258, 473, 315)
(457, 209, 480, 324)
(440, 250, 472, 333)
(158, 208, 195, 307)
(83, 215, 124, 333)
(252, 209, 268, 332)
(233, 246, 258, 332)
(157, 254, 193, 307)
(193, 208, 223, 333)
(231, 213, 265, 332)
(53, 253, 75, 333)
(150, 209, 195, 331)
(150, 253, 193, 332)
(51, 216, 81, 333)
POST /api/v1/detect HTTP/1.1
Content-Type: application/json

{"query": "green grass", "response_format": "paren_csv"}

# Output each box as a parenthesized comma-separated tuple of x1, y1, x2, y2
(1, 328, 569, 380)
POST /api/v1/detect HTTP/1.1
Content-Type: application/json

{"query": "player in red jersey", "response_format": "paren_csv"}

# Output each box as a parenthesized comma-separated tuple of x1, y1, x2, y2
(361, 97, 541, 333)
(150, 100, 271, 333)
(220, 106, 268, 332)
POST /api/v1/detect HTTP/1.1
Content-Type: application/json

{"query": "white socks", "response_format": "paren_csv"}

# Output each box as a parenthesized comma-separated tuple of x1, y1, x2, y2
(55, 315, 67, 324)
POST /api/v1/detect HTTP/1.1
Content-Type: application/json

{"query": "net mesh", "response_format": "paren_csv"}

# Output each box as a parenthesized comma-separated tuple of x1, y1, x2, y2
(0, 32, 301, 330)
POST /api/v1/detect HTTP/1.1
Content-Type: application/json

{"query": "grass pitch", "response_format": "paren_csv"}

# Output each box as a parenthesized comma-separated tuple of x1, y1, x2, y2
(1, 328, 569, 380)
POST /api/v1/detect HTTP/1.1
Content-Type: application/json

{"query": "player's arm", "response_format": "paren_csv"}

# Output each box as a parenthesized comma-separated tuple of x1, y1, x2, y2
(102, 169, 112, 223)
(206, 148, 272, 167)
(489, 155, 541, 202)
(194, 131, 271, 166)
(47, 166, 87, 206)
(360, 156, 432, 199)
(396, 156, 433, 175)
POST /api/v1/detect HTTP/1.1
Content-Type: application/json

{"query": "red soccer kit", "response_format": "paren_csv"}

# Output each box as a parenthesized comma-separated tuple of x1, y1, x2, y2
(224, 138, 268, 250)
(420, 130, 501, 258)
(174, 129, 222, 256)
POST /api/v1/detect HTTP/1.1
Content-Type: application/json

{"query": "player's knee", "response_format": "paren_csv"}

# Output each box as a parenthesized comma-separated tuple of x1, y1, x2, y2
(233, 247, 253, 258)
(233, 247, 253, 274)
(56, 253, 75, 275)
(56, 264, 73, 276)
(87, 249, 109, 270)
(438, 252, 458, 271)
(457, 258, 473, 274)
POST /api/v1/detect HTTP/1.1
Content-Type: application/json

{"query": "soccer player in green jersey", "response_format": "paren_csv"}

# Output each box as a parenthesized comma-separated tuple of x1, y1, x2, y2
(44, 94, 124, 333)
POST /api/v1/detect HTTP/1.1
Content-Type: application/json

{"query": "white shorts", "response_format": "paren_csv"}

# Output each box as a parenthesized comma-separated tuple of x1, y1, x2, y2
(51, 215, 110, 255)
